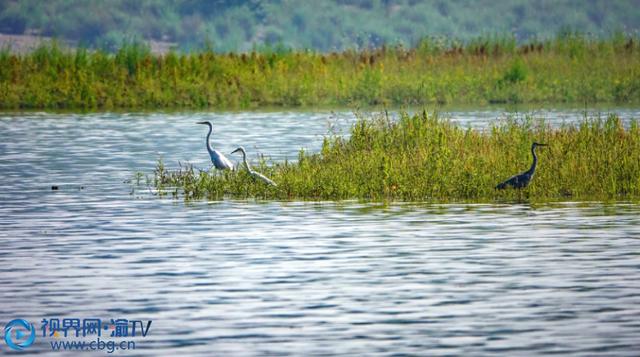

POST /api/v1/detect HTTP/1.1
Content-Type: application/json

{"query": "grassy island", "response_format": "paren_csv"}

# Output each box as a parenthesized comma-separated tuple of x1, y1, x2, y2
(152, 111, 640, 202)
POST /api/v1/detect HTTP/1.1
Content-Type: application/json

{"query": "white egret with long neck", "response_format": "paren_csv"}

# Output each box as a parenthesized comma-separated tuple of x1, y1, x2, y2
(197, 121, 234, 170)
(496, 142, 548, 189)
(231, 147, 277, 186)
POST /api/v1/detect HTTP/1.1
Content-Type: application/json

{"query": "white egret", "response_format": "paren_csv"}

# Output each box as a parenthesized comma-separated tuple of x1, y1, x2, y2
(231, 147, 277, 186)
(197, 121, 234, 171)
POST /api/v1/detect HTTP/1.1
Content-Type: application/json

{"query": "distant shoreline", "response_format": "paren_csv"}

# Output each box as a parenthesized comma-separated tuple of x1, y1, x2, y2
(0, 33, 175, 55)
(1, 35, 638, 110)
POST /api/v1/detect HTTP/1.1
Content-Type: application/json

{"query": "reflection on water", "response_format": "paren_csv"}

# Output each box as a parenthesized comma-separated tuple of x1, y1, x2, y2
(1, 110, 639, 355)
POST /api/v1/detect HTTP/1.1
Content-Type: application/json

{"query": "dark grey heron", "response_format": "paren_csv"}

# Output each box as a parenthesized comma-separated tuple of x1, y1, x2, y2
(496, 142, 548, 190)
(197, 121, 234, 170)
(231, 147, 277, 186)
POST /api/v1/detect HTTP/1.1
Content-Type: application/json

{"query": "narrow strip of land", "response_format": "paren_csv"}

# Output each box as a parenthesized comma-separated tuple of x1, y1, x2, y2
(1, 36, 638, 109)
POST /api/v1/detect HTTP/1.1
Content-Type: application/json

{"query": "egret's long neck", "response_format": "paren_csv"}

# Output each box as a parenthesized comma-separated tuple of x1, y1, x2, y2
(527, 145, 538, 175)
(205, 124, 214, 154)
(241, 150, 251, 171)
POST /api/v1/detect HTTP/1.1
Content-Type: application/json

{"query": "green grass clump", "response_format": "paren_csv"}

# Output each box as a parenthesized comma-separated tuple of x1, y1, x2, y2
(1, 34, 639, 109)
(152, 111, 640, 202)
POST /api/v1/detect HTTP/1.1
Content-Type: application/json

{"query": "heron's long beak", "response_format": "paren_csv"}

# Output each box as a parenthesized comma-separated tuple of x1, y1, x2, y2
(196, 121, 207, 125)
(230, 148, 241, 155)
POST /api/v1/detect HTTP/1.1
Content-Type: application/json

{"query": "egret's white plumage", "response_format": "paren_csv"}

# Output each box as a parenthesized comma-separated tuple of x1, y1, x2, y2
(231, 147, 277, 186)
(197, 121, 234, 171)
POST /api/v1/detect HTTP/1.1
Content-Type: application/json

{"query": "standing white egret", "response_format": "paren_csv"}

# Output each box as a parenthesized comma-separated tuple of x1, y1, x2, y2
(231, 147, 277, 186)
(197, 121, 234, 171)
(496, 142, 548, 189)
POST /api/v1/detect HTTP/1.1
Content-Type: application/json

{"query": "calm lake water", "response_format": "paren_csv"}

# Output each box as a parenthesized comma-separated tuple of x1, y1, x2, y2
(1, 108, 639, 355)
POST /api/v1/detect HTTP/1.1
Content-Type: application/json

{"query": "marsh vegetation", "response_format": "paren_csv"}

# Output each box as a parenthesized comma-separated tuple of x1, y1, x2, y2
(1, 34, 638, 109)
(153, 111, 640, 202)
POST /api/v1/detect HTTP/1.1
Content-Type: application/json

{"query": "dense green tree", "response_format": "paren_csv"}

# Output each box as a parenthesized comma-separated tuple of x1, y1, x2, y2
(0, 0, 638, 51)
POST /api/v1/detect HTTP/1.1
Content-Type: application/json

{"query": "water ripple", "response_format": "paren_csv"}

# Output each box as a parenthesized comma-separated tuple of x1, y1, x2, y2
(0, 110, 639, 355)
